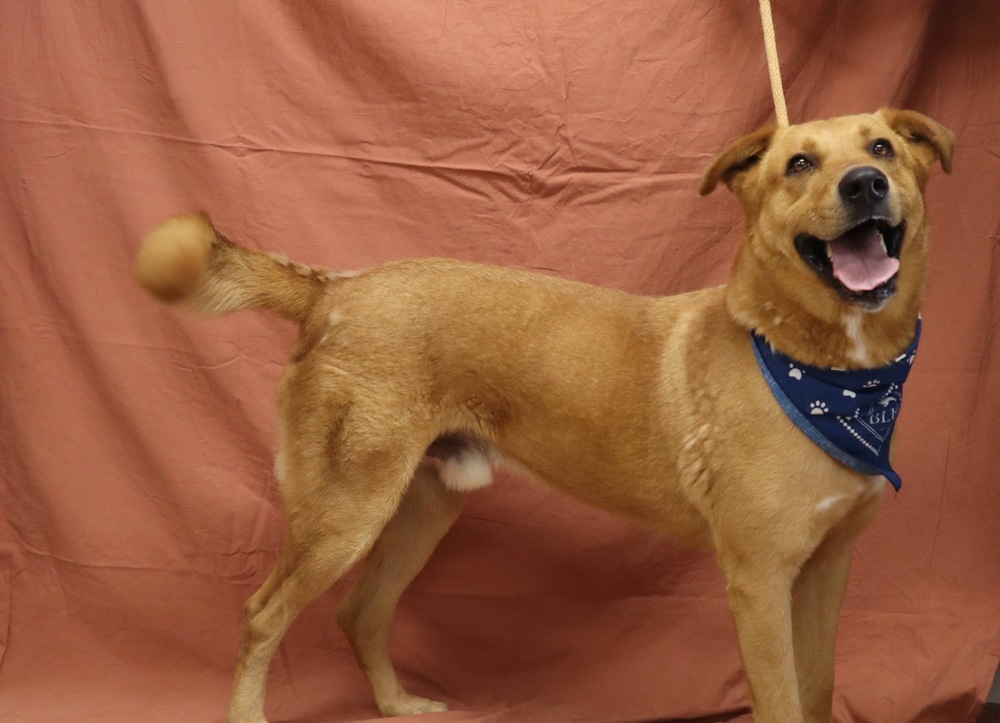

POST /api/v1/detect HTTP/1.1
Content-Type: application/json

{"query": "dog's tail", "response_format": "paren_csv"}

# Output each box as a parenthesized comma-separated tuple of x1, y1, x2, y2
(135, 213, 336, 323)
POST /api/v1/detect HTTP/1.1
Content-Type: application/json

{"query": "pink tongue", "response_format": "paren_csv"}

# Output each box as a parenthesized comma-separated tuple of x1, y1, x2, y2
(828, 225, 899, 291)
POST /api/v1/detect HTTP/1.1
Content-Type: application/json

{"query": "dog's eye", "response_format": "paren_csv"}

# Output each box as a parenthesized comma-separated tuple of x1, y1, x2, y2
(871, 138, 895, 158)
(786, 154, 814, 175)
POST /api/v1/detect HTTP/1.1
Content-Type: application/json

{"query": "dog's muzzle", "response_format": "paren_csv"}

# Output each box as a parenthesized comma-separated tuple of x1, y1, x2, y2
(794, 216, 906, 309)
(795, 166, 905, 309)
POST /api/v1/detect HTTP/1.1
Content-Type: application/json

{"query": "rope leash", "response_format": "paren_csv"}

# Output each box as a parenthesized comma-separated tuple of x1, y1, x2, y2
(758, 0, 789, 127)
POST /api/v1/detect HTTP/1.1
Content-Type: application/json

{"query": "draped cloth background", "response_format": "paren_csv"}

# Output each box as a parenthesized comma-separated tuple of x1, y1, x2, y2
(1, 2, 998, 721)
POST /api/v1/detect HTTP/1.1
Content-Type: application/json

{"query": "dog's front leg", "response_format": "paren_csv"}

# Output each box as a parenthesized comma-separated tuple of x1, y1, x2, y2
(720, 557, 804, 723)
(791, 538, 852, 723)
(792, 489, 883, 722)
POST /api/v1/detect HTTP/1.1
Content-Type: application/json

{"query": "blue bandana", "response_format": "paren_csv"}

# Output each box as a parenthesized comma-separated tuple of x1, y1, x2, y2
(750, 322, 921, 490)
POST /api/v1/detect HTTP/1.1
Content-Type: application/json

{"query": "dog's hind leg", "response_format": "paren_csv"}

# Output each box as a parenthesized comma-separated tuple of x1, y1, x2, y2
(227, 443, 418, 723)
(337, 462, 466, 716)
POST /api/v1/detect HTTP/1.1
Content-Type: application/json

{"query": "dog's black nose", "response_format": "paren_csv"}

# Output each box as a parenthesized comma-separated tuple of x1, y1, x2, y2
(839, 166, 889, 207)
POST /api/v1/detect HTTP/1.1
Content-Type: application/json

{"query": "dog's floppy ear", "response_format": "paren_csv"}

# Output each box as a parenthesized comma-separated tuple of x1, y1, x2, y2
(698, 125, 777, 196)
(878, 108, 955, 175)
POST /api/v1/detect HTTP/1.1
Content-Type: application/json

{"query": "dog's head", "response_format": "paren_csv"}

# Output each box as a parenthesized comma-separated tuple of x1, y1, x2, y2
(700, 110, 953, 315)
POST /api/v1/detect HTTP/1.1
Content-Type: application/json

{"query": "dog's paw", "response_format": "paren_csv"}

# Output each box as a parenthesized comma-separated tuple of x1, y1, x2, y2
(379, 693, 448, 717)
(809, 400, 829, 415)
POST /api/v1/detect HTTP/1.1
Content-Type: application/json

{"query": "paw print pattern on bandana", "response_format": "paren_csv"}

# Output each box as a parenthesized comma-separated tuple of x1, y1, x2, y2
(750, 320, 921, 491)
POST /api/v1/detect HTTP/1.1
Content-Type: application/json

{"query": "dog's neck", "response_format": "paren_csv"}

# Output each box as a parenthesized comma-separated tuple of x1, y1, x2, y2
(724, 241, 924, 370)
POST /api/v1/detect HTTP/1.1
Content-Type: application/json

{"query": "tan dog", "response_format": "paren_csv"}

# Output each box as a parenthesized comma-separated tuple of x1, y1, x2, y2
(135, 109, 952, 723)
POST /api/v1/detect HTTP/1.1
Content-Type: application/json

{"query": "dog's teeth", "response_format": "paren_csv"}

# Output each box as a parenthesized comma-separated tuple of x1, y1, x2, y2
(879, 235, 888, 254)
(824, 243, 833, 261)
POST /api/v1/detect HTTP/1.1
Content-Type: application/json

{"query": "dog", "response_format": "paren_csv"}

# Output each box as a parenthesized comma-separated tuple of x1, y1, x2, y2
(135, 109, 953, 723)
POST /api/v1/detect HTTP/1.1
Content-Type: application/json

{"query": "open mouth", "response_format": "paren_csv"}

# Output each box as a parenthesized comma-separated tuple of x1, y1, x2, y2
(794, 218, 906, 306)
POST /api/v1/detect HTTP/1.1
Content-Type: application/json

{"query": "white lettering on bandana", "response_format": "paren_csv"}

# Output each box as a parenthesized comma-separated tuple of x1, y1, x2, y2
(750, 321, 921, 490)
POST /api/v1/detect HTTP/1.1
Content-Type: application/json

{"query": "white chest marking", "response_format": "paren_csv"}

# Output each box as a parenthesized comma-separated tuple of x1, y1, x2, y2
(815, 494, 846, 513)
(844, 313, 872, 366)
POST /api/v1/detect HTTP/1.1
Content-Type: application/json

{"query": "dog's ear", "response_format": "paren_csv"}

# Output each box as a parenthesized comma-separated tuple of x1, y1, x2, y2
(878, 108, 955, 175)
(698, 125, 777, 196)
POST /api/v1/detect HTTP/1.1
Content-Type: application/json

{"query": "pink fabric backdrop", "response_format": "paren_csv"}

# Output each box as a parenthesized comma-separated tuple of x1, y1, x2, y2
(1, 1, 998, 721)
